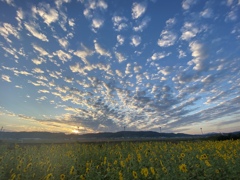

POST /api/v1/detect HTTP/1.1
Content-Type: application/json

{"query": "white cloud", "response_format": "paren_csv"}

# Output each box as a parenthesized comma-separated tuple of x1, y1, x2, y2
(2, 0, 14, 6)
(182, 0, 196, 10)
(178, 50, 186, 58)
(68, 18, 75, 27)
(115, 69, 123, 77)
(33, 3, 59, 26)
(94, 40, 111, 57)
(58, 38, 69, 49)
(200, 8, 213, 18)
(74, 44, 94, 65)
(225, 9, 238, 21)
(115, 51, 126, 63)
(0, 23, 20, 42)
(92, 18, 104, 29)
(112, 16, 128, 31)
(32, 58, 46, 65)
(132, 2, 147, 19)
(53, 50, 72, 63)
(181, 22, 199, 41)
(2, 75, 11, 82)
(38, 89, 50, 93)
(151, 52, 171, 60)
(158, 30, 177, 47)
(32, 68, 44, 74)
(131, 35, 141, 47)
(69, 63, 87, 75)
(133, 16, 151, 32)
(32, 44, 48, 56)
(98, 0, 108, 9)
(24, 23, 48, 41)
(55, 0, 71, 9)
(189, 41, 208, 71)
(117, 35, 125, 45)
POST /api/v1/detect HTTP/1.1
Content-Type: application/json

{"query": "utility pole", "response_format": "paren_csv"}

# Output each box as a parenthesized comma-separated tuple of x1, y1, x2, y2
(159, 127, 161, 133)
(200, 128, 203, 135)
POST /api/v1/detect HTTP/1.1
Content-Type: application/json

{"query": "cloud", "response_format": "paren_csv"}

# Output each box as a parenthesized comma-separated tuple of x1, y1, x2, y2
(32, 44, 48, 56)
(188, 41, 208, 71)
(68, 18, 75, 27)
(130, 35, 141, 47)
(58, 38, 69, 49)
(132, 2, 147, 19)
(181, 22, 199, 41)
(1, 74, 11, 82)
(38, 89, 50, 93)
(112, 15, 128, 31)
(92, 18, 104, 30)
(151, 52, 171, 60)
(94, 40, 111, 57)
(116, 35, 125, 45)
(24, 22, 48, 41)
(115, 51, 126, 63)
(200, 8, 213, 18)
(32, 68, 44, 74)
(133, 16, 151, 32)
(0, 23, 20, 42)
(2, 0, 14, 6)
(32, 58, 46, 65)
(178, 49, 187, 58)
(69, 63, 87, 75)
(53, 50, 72, 63)
(55, 0, 71, 9)
(74, 45, 94, 65)
(182, 0, 197, 10)
(32, 3, 59, 26)
(158, 30, 177, 47)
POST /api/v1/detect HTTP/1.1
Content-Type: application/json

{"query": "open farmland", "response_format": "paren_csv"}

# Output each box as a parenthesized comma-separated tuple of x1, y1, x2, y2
(0, 139, 239, 180)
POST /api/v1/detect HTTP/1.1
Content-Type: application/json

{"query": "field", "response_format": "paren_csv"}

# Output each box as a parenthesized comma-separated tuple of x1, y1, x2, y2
(0, 139, 239, 180)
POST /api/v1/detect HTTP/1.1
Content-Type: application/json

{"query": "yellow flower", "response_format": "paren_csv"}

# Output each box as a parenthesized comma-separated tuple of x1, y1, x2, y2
(215, 169, 220, 174)
(179, 164, 187, 173)
(46, 173, 53, 180)
(205, 160, 211, 167)
(86, 167, 90, 173)
(10, 173, 16, 180)
(150, 167, 155, 175)
(60, 174, 65, 180)
(104, 156, 107, 165)
(180, 153, 185, 158)
(141, 167, 148, 177)
(80, 175, 85, 180)
(113, 160, 118, 165)
(120, 160, 125, 168)
(200, 154, 208, 160)
(132, 171, 138, 179)
(119, 171, 123, 180)
(27, 163, 32, 169)
(162, 166, 168, 174)
(70, 166, 75, 175)
(137, 153, 142, 162)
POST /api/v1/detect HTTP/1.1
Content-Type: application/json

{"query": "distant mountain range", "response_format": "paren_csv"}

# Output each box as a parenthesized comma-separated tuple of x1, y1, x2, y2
(0, 130, 239, 141)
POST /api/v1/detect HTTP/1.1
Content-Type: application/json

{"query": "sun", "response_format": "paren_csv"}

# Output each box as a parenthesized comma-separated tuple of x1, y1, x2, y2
(72, 129, 80, 134)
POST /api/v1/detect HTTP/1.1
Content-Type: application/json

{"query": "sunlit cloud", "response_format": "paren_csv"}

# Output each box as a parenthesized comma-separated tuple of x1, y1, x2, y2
(132, 2, 147, 19)
(130, 35, 141, 47)
(1, 74, 11, 82)
(24, 22, 48, 41)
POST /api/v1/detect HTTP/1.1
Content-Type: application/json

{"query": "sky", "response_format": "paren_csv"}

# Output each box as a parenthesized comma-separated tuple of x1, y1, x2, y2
(0, 0, 239, 135)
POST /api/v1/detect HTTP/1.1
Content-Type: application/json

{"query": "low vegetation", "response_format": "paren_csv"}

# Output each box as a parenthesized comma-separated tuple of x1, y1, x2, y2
(0, 139, 239, 179)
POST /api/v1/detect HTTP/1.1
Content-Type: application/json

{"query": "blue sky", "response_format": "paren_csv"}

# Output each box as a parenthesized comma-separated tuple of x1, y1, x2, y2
(0, 0, 239, 134)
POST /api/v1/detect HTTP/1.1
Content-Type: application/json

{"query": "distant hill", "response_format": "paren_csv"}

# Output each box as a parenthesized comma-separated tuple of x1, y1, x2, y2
(0, 131, 198, 140)
(0, 131, 239, 141)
